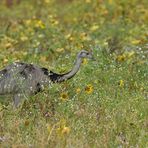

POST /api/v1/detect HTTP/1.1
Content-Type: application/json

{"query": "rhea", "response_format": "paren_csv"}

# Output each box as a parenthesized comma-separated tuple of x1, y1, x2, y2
(0, 50, 93, 107)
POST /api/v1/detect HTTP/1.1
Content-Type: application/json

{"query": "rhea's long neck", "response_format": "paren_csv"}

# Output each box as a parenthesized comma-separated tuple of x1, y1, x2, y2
(49, 56, 82, 83)
(64, 56, 82, 80)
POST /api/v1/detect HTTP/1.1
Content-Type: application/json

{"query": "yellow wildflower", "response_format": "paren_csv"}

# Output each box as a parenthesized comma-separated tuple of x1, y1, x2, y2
(56, 119, 70, 136)
(3, 58, 8, 64)
(85, 0, 91, 3)
(22, 51, 27, 56)
(85, 84, 93, 94)
(82, 58, 88, 65)
(127, 51, 135, 58)
(90, 24, 99, 31)
(56, 48, 64, 53)
(140, 87, 144, 91)
(131, 39, 141, 45)
(116, 54, 126, 62)
(119, 80, 124, 87)
(65, 34, 71, 39)
(20, 36, 28, 41)
(51, 19, 59, 26)
(35, 20, 45, 29)
(38, 34, 44, 38)
(44, 0, 51, 4)
(5, 42, 13, 49)
(73, 17, 77, 22)
(108, 0, 113, 4)
(65, 34, 74, 41)
(61, 126, 70, 135)
(60, 92, 69, 101)
(101, 7, 108, 15)
(80, 32, 91, 41)
(76, 88, 81, 93)
(69, 36, 74, 41)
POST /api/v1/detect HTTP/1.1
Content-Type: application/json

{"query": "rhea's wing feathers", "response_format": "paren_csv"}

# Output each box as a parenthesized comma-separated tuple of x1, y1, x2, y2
(49, 71, 61, 83)
(0, 69, 8, 78)
(49, 71, 69, 83)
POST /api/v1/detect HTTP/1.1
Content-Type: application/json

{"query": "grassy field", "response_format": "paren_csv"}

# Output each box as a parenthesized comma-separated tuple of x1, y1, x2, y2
(0, 0, 148, 147)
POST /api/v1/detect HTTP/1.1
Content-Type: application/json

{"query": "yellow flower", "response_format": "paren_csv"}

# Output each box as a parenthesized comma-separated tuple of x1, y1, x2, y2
(51, 19, 59, 26)
(90, 24, 99, 31)
(44, 0, 51, 4)
(108, 0, 113, 4)
(61, 126, 70, 135)
(127, 51, 135, 58)
(116, 54, 126, 62)
(85, 0, 91, 3)
(56, 48, 64, 53)
(65, 34, 74, 41)
(119, 80, 124, 87)
(76, 88, 81, 93)
(35, 20, 45, 29)
(38, 34, 44, 38)
(80, 32, 91, 41)
(69, 37, 74, 41)
(82, 58, 88, 65)
(3, 58, 8, 64)
(56, 119, 70, 136)
(60, 92, 69, 101)
(5, 42, 13, 49)
(85, 84, 93, 94)
(131, 39, 141, 45)
(20, 36, 28, 41)
(140, 87, 144, 91)
(73, 17, 77, 22)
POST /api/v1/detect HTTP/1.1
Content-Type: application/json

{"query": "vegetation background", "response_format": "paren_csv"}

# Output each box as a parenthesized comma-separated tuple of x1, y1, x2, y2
(0, 0, 147, 147)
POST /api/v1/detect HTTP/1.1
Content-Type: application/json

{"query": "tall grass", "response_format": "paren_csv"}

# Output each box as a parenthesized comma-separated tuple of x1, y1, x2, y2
(0, 0, 147, 147)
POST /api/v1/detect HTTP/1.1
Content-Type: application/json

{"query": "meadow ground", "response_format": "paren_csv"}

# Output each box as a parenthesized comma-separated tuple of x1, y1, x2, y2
(0, 0, 148, 147)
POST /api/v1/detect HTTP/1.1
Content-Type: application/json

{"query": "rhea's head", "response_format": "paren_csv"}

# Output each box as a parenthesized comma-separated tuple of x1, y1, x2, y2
(78, 50, 94, 60)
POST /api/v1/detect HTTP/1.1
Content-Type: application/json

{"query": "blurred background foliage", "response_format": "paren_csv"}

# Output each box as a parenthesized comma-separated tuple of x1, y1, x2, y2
(0, 0, 147, 65)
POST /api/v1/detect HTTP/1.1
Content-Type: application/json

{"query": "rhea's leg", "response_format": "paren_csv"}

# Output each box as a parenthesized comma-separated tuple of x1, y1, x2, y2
(13, 93, 24, 108)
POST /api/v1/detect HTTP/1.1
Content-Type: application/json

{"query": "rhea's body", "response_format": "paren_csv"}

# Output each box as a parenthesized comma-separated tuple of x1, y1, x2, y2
(0, 50, 93, 107)
(0, 62, 50, 96)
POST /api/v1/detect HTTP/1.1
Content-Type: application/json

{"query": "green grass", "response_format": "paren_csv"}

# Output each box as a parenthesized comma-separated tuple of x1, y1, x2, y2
(0, 0, 148, 147)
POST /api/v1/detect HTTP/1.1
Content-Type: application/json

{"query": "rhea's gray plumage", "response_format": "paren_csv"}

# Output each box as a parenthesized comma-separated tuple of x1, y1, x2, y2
(0, 50, 93, 107)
